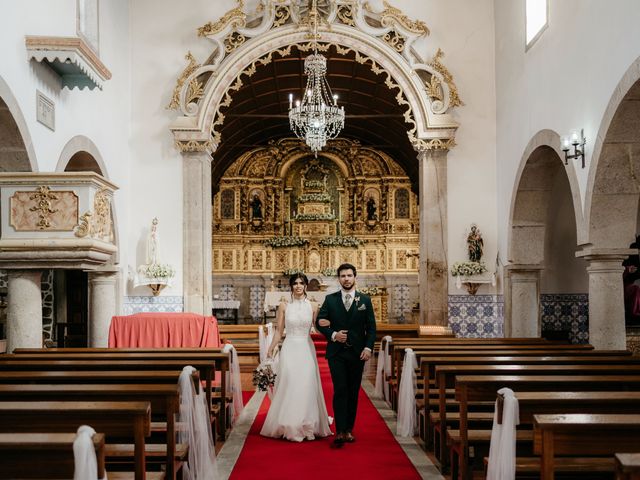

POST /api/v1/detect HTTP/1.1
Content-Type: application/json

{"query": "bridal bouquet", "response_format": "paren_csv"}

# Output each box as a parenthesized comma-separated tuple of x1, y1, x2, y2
(253, 359, 277, 392)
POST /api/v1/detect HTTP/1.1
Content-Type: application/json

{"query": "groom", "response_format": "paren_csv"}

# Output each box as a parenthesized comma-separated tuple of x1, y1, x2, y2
(316, 263, 376, 446)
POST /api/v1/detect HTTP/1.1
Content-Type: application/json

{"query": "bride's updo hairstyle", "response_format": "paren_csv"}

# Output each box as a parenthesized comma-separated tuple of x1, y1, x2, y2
(289, 272, 309, 298)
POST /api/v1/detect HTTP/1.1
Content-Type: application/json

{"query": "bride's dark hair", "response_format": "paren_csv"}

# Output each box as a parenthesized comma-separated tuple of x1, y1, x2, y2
(289, 273, 309, 299)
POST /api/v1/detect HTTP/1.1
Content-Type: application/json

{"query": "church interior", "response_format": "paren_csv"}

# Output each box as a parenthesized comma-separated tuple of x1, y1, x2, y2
(2, 0, 640, 478)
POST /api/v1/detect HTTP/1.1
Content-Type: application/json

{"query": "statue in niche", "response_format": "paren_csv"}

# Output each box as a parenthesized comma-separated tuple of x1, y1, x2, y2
(147, 217, 160, 265)
(249, 193, 263, 219)
(467, 224, 484, 263)
(366, 196, 377, 221)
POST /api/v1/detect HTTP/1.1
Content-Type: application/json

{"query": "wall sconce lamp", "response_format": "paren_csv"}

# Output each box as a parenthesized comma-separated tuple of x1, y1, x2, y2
(561, 129, 586, 168)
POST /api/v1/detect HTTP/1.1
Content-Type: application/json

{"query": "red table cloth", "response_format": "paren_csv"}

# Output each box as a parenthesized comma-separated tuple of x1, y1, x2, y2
(108, 312, 220, 348)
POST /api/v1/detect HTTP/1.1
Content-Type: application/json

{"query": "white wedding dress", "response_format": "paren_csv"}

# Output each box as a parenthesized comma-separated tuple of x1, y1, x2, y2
(260, 298, 333, 441)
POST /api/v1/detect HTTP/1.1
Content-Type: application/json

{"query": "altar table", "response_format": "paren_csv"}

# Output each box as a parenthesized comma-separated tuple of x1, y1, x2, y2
(108, 313, 220, 348)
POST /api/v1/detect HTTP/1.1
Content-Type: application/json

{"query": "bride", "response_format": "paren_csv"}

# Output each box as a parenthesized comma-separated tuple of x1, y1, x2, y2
(260, 273, 333, 442)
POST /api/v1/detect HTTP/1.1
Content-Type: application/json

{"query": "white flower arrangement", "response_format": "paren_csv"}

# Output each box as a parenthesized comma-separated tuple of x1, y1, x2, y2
(304, 180, 324, 189)
(321, 268, 337, 276)
(283, 268, 305, 276)
(359, 286, 383, 296)
(294, 212, 336, 221)
(318, 235, 363, 248)
(139, 263, 175, 280)
(263, 236, 309, 248)
(450, 261, 488, 277)
(297, 193, 331, 203)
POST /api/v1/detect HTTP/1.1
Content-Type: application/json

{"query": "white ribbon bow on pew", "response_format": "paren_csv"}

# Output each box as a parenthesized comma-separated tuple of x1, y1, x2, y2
(178, 366, 217, 480)
(374, 335, 392, 401)
(487, 387, 520, 480)
(396, 348, 418, 437)
(258, 323, 274, 363)
(223, 343, 244, 425)
(73, 425, 106, 480)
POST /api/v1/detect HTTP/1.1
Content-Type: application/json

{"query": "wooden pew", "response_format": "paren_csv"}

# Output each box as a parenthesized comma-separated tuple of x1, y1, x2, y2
(0, 432, 105, 479)
(0, 384, 180, 480)
(0, 401, 151, 480)
(434, 363, 640, 464)
(0, 355, 229, 440)
(533, 414, 640, 480)
(454, 375, 640, 480)
(616, 453, 640, 480)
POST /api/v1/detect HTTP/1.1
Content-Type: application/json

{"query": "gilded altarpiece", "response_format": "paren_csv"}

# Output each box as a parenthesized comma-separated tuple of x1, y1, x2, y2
(212, 138, 419, 322)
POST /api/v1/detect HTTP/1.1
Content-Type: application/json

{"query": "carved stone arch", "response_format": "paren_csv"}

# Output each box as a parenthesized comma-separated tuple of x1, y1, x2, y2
(0, 75, 37, 172)
(505, 129, 583, 338)
(57, 135, 109, 178)
(580, 55, 640, 349)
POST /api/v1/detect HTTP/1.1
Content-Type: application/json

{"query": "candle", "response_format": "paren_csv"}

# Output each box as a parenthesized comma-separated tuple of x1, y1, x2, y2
(289, 93, 293, 109)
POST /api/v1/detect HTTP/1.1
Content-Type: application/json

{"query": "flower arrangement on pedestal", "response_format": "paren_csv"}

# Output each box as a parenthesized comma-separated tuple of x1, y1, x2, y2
(318, 235, 363, 248)
(134, 218, 175, 296)
(264, 236, 309, 248)
(450, 261, 488, 277)
(451, 224, 493, 295)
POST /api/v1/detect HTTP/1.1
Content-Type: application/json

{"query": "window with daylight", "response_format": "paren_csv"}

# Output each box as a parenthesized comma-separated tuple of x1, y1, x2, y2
(77, 0, 99, 53)
(525, 0, 548, 49)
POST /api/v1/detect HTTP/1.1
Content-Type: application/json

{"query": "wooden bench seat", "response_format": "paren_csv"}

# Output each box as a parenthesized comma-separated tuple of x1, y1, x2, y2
(0, 401, 150, 480)
(0, 432, 105, 479)
(534, 414, 640, 480)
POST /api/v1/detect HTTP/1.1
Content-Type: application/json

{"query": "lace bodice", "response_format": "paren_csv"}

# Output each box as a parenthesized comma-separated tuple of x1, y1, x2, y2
(285, 298, 313, 338)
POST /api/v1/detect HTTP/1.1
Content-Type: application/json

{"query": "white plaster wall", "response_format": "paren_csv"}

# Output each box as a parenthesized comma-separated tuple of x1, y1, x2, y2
(495, 0, 640, 261)
(129, 0, 497, 296)
(0, 0, 132, 298)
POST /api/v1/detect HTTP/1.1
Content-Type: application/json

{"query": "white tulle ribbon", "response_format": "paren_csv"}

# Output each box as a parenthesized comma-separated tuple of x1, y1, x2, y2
(223, 343, 244, 425)
(396, 348, 418, 437)
(258, 323, 274, 363)
(73, 425, 106, 480)
(178, 366, 217, 480)
(374, 335, 392, 401)
(486, 387, 520, 480)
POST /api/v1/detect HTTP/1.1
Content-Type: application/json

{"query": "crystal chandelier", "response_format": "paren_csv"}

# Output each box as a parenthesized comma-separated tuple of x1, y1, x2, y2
(288, 0, 345, 155)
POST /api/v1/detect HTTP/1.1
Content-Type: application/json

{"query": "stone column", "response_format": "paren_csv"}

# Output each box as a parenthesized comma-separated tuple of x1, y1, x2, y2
(504, 265, 541, 337)
(418, 149, 448, 326)
(581, 253, 627, 350)
(6, 270, 42, 353)
(183, 151, 213, 315)
(88, 270, 118, 347)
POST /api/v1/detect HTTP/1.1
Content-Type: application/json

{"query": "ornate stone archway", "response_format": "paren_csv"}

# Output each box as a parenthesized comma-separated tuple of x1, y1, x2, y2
(169, 1, 459, 322)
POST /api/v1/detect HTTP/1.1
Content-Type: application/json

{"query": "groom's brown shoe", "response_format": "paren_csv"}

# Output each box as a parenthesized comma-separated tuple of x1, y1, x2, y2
(344, 432, 355, 443)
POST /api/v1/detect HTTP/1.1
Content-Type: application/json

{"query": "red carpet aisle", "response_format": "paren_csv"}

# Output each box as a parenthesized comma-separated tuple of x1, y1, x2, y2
(229, 335, 421, 479)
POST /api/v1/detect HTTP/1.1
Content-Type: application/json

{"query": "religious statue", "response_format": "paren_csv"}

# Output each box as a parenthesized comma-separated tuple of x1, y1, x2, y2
(366, 196, 377, 221)
(147, 217, 159, 265)
(250, 193, 263, 219)
(467, 224, 484, 263)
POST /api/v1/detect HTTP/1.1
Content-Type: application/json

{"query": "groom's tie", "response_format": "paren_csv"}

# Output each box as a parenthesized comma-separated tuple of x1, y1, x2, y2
(344, 293, 352, 311)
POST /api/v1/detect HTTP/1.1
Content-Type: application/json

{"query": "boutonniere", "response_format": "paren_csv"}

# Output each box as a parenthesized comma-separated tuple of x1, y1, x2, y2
(354, 296, 361, 305)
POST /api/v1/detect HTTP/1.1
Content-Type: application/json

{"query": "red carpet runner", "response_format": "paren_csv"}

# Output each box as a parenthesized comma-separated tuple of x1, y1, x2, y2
(230, 335, 421, 479)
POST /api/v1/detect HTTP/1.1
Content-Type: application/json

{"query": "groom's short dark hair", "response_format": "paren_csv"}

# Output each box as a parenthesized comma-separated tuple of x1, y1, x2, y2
(337, 263, 357, 277)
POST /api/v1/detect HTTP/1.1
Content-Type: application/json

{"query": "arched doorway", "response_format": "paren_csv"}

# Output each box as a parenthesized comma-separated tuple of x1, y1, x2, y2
(506, 130, 585, 339)
(169, 2, 458, 323)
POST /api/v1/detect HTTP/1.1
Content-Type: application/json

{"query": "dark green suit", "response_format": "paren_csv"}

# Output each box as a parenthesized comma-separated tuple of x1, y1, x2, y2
(316, 290, 376, 434)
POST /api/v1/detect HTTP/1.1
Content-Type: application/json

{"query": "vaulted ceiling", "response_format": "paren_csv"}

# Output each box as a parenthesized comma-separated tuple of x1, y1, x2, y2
(212, 45, 418, 191)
